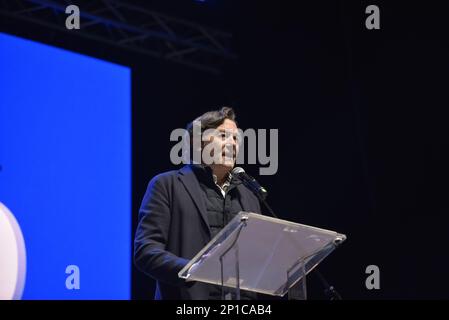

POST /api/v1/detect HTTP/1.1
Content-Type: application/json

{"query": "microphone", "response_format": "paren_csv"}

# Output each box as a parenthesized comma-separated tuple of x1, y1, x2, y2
(231, 167, 268, 201)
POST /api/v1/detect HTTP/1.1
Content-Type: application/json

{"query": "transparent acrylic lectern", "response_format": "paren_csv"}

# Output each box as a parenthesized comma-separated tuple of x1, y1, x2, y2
(178, 212, 346, 300)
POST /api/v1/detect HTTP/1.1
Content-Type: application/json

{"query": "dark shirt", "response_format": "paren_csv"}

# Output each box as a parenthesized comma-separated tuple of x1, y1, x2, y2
(191, 165, 257, 300)
(192, 165, 242, 239)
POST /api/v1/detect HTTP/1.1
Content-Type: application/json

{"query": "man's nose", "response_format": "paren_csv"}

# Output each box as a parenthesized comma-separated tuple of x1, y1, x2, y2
(223, 138, 235, 152)
(224, 134, 236, 145)
(224, 140, 236, 152)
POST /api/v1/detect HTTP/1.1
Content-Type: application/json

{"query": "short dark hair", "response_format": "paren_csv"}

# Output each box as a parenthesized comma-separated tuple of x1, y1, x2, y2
(185, 107, 237, 162)
(186, 106, 237, 138)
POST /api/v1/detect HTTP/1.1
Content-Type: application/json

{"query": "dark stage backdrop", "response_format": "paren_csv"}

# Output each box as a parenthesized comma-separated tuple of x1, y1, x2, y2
(1, 0, 448, 299)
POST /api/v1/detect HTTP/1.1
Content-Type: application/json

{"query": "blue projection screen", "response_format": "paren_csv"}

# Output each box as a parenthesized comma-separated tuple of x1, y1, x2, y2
(0, 33, 131, 299)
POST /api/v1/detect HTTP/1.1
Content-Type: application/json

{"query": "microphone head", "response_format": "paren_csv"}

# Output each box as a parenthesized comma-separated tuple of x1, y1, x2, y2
(231, 167, 245, 175)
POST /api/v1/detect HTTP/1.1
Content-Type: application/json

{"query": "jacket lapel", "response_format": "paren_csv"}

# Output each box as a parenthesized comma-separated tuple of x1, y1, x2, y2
(177, 165, 211, 237)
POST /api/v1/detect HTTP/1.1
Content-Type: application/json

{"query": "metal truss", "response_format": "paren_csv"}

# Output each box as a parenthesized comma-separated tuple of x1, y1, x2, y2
(0, 0, 237, 74)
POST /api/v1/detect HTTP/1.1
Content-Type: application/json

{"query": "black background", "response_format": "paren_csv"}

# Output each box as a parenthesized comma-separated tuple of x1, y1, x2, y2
(1, 0, 448, 299)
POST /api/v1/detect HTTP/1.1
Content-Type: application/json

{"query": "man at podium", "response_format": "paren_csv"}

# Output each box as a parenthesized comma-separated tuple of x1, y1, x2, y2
(134, 107, 262, 300)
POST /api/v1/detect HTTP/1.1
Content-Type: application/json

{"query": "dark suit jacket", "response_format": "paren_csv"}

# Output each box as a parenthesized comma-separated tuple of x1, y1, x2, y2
(134, 165, 262, 300)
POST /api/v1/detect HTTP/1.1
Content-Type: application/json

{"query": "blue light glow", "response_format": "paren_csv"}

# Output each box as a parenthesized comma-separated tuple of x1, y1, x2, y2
(0, 32, 131, 299)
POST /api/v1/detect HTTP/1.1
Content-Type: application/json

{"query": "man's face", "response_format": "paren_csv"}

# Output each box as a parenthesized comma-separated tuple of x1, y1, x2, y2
(202, 119, 239, 169)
